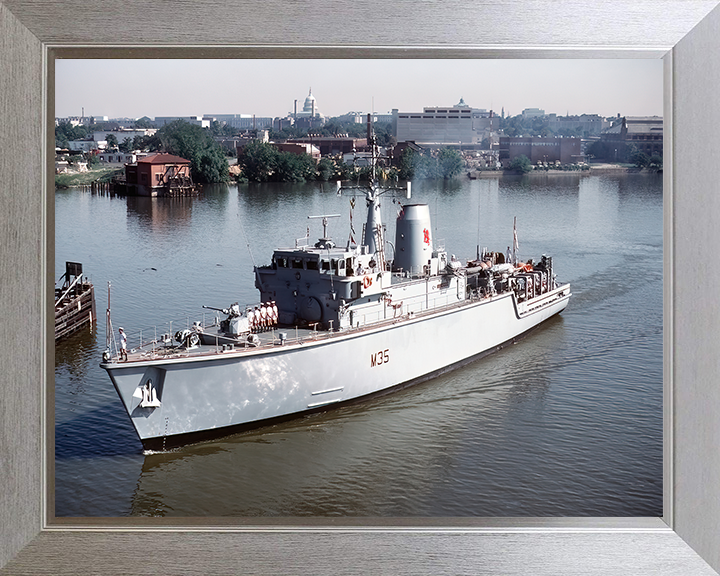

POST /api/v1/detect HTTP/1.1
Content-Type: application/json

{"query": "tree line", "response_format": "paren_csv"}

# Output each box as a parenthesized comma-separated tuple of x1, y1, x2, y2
(56, 119, 466, 184)
(236, 141, 464, 183)
(585, 140, 662, 170)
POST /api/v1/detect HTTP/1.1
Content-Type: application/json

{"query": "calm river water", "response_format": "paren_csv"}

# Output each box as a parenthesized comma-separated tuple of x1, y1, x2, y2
(55, 172, 662, 517)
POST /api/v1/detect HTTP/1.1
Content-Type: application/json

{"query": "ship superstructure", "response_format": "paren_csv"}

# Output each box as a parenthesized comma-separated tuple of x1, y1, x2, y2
(101, 118, 571, 451)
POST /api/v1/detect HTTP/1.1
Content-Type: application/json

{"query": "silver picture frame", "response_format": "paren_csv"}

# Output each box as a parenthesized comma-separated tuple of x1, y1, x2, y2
(2, 1, 720, 573)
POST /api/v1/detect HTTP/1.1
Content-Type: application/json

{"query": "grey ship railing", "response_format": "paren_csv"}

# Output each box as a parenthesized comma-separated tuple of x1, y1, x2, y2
(104, 290, 506, 364)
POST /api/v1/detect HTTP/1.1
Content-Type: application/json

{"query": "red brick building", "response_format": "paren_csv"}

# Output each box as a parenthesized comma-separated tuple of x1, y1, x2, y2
(123, 153, 195, 196)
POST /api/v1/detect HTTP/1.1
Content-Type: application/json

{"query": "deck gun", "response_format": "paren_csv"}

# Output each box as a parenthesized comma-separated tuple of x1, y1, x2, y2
(203, 303, 247, 335)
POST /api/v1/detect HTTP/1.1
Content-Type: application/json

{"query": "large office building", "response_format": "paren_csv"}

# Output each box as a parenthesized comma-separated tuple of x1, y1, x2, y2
(153, 116, 211, 128)
(600, 116, 663, 160)
(393, 99, 498, 146)
(337, 111, 394, 125)
(207, 114, 274, 130)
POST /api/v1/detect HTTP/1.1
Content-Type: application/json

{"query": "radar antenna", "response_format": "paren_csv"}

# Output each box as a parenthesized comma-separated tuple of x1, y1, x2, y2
(307, 214, 341, 240)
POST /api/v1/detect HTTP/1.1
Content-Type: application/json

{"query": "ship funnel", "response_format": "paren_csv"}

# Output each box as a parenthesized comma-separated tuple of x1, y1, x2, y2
(393, 204, 433, 274)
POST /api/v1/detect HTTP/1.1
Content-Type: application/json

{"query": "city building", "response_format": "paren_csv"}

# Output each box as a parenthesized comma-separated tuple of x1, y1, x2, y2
(546, 114, 609, 136)
(287, 136, 367, 156)
(56, 116, 89, 127)
(207, 114, 274, 130)
(273, 143, 321, 160)
(521, 108, 546, 118)
(97, 151, 148, 164)
(66, 140, 102, 152)
(292, 89, 326, 130)
(214, 136, 247, 153)
(93, 129, 156, 144)
(393, 98, 498, 147)
(153, 116, 211, 128)
(336, 111, 394, 125)
(599, 116, 663, 160)
(56, 114, 110, 126)
(273, 116, 295, 132)
(390, 141, 424, 167)
(498, 136, 583, 166)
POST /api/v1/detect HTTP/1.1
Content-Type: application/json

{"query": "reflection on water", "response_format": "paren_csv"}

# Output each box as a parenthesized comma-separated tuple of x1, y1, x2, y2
(55, 173, 662, 517)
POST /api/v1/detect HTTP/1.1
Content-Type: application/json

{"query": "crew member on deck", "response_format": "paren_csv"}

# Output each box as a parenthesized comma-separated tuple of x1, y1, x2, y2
(118, 327, 127, 361)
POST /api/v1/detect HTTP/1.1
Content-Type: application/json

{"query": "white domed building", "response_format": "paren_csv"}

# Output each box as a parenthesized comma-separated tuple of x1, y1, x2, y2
(293, 88, 325, 128)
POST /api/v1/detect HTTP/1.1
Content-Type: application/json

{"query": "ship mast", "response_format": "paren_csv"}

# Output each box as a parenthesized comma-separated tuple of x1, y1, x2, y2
(336, 113, 411, 271)
(364, 113, 384, 263)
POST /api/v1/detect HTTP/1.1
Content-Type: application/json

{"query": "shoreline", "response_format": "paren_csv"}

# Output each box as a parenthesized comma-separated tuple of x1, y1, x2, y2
(55, 167, 123, 189)
(468, 164, 658, 178)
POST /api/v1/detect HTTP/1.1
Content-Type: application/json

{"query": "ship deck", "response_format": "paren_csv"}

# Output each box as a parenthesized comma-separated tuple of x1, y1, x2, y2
(104, 282, 570, 368)
(106, 290, 502, 366)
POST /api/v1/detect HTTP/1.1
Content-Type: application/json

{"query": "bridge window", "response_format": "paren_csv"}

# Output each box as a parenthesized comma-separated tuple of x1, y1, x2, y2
(291, 258, 303, 269)
(306, 260, 319, 271)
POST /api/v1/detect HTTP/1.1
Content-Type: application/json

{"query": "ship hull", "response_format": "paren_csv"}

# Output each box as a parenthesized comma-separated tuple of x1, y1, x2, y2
(103, 285, 570, 451)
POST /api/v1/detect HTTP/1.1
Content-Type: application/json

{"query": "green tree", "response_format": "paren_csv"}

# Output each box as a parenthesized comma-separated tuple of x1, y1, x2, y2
(508, 155, 533, 173)
(238, 140, 278, 182)
(437, 148, 464, 179)
(274, 151, 316, 182)
(630, 149, 650, 169)
(413, 153, 438, 179)
(157, 120, 229, 183)
(137, 134, 162, 152)
(118, 137, 133, 153)
(316, 157, 335, 181)
(105, 134, 118, 150)
(398, 148, 416, 180)
(134, 117, 153, 129)
(648, 154, 663, 172)
(55, 121, 92, 149)
(333, 160, 353, 181)
(210, 120, 236, 137)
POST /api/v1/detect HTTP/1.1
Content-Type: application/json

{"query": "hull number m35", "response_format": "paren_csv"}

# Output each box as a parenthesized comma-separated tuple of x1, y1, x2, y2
(371, 349, 390, 367)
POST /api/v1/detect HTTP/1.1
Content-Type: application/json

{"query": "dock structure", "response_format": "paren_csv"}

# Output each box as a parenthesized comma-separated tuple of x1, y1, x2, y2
(55, 262, 96, 341)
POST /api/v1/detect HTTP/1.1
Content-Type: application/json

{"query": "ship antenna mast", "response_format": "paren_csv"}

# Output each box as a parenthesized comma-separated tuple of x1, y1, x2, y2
(335, 113, 411, 271)
(106, 281, 111, 351)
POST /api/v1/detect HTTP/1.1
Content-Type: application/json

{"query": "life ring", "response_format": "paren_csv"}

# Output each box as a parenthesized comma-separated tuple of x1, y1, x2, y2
(362, 276, 372, 289)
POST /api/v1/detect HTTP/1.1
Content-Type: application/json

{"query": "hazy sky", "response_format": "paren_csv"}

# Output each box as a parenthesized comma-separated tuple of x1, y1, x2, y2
(56, 59, 663, 120)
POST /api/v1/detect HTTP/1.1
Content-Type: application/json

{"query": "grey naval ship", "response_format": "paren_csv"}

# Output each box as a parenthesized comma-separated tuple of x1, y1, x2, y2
(101, 131, 571, 452)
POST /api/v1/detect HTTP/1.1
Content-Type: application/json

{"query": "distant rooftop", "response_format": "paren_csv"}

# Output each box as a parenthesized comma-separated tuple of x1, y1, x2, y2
(137, 153, 191, 164)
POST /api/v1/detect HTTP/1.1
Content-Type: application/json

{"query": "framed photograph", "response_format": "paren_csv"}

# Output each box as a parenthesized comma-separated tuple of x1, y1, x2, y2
(2, 1, 720, 574)
(52, 58, 662, 520)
